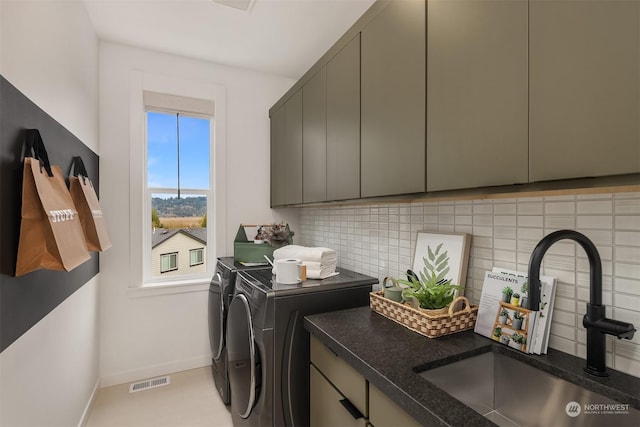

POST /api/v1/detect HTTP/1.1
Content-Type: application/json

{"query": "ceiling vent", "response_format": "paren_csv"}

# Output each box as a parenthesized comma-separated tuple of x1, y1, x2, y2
(129, 375, 171, 393)
(210, 0, 256, 12)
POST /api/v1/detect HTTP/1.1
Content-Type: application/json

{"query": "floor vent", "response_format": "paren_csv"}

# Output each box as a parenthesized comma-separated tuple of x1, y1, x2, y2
(129, 376, 171, 393)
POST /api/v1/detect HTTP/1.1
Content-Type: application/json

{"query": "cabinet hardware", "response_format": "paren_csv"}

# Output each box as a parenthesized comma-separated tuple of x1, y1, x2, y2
(339, 398, 364, 420)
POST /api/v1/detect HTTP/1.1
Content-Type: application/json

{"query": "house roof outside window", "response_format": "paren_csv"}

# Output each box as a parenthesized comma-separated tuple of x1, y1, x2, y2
(152, 228, 207, 248)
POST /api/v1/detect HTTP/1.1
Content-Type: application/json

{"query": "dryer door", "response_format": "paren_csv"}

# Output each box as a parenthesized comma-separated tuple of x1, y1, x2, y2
(208, 272, 225, 360)
(227, 293, 259, 419)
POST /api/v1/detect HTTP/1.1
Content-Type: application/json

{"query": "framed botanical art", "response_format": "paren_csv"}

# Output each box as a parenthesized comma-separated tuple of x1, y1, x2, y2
(411, 231, 472, 287)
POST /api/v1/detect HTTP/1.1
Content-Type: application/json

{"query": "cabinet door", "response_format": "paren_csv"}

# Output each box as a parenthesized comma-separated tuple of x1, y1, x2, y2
(284, 89, 303, 204)
(310, 335, 367, 416)
(270, 106, 286, 207)
(310, 365, 367, 427)
(327, 34, 361, 201)
(426, 0, 528, 191)
(303, 68, 327, 203)
(361, 0, 426, 198)
(529, 0, 640, 181)
(369, 383, 421, 427)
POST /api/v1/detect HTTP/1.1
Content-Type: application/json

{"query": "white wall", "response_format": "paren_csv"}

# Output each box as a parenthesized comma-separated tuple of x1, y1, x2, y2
(0, 0, 100, 426)
(99, 42, 297, 385)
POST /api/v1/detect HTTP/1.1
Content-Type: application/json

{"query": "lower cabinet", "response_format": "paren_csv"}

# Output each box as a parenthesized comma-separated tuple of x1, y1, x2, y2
(310, 335, 367, 427)
(369, 384, 422, 427)
(310, 335, 420, 427)
(310, 365, 367, 427)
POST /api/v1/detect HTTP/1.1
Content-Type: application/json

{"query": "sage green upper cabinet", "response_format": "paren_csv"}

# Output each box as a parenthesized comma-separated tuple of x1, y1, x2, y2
(284, 89, 303, 205)
(327, 34, 361, 201)
(303, 68, 327, 203)
(270, 105, 286, 207)
(361, 0, 426, 198)
(426, 0, 528, 192)
(529, 0, 640, 182)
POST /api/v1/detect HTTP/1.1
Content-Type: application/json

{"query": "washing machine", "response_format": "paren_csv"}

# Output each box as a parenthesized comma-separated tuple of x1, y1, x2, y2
(226, 268, 377, 427)
(208, 257, 271, 405)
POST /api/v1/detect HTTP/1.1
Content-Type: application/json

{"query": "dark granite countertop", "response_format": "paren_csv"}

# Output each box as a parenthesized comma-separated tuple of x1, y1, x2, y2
(304, 306, 640, 427)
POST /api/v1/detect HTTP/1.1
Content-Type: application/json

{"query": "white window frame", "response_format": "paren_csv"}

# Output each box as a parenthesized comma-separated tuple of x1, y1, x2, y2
(190, 248, 204, 266)
(160, 252, 179, 273)
(129, 71, 227, 295)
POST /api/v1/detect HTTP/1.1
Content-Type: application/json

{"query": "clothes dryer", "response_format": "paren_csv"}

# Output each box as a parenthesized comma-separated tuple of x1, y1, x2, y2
(208, 257, 270, 405)
(226, 268, 377, 426)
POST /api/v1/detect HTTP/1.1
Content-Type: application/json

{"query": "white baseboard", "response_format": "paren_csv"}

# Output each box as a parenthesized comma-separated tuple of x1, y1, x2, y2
(100, 354, 212, 387)
(78, 377, 101, 427)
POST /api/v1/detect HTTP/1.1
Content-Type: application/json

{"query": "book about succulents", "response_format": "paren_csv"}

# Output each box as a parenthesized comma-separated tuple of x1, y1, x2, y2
(474, 269, 556, 355)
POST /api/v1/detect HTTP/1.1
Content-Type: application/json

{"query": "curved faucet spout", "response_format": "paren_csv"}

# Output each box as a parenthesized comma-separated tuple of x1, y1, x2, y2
(527, 229, 635, 377)
(527, 230, 602, 311)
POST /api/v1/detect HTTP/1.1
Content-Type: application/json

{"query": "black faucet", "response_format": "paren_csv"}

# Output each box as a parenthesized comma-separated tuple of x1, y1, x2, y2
(528, 230, 636, 377)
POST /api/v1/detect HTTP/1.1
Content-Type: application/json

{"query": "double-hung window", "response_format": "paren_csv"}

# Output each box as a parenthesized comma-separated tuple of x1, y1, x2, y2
(160, 252, 178, 273)
(190, 248, 204, 266)
(144, 91, 213, 283)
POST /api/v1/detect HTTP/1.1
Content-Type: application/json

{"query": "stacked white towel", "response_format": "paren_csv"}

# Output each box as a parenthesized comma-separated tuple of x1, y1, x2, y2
(272, 245, 338, 279)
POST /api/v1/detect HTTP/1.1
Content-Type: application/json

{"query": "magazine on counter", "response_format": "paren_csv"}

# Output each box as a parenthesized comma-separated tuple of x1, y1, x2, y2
(474, 269, 556, 355)
(492, 268, 557, 355)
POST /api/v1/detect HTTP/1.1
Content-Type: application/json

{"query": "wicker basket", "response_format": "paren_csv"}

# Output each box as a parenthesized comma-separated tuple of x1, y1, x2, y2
(370, 291, 478, 338)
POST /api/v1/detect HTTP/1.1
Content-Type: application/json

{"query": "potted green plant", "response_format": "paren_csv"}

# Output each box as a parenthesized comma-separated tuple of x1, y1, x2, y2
(501, 286, 513, 303)
(520, 281, 529, 308)
(397, 244, 461, 313)
(499, 308, 510, 324)
(510, 292, 521, 307)
(512, 310, 525, 330)
(493, 326, 502, 341)
(511, 332, 525, 350)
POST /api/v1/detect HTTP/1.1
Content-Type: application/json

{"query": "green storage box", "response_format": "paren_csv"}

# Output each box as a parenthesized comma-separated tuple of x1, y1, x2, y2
(233, 225, 275, 263)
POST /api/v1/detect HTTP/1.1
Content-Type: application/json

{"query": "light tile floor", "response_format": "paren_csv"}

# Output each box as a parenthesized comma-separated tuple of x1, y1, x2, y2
(85, 367, 233, 427)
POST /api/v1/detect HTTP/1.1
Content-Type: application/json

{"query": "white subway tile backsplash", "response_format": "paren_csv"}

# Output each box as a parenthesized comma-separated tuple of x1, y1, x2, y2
(299, 191, 640, 377)
(554, 296, 577, 313)
(438, 205, 454, 215)
(455, 215, 472, 225)
(577, 200, 613, 215)
(615, 262, 640, 281)
(494, 203, 517, 215)
(550, 323, 577, 341)
(616, 215, 640, 230)
(614, 293, 640, 311)
(614, 277, 640, 296)
(613, 356, 640, 378)
(577, 215, 613, 230)
(545, 202, 575, 215)
(577, 193, 613, 200)
(545, 215, 576, 230)
(615, 198, 640, 215)
(552, 310, 576, 327)
(548, 335, 577, 355)
(518, 201, 543, 215)
(473, 204, 493, 215)
(455, 204, 472, 215)
(615, 231, 640, 247)
(518, 216, 544, 228)
(494, 238, 516, 251)
(473, 226, 493, 237)
(494, 215, 517, 227)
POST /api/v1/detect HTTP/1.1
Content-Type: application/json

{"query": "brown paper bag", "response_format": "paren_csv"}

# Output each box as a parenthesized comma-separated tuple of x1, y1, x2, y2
(69, 156, 112, 252)
(15, 129, 91, 276)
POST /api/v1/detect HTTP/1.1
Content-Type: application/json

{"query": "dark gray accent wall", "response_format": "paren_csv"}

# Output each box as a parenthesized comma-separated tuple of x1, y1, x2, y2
(0, 75, 100, 353)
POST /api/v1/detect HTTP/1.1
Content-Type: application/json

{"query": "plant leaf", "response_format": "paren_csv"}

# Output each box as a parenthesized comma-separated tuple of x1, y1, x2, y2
(435, 251, 448, 266)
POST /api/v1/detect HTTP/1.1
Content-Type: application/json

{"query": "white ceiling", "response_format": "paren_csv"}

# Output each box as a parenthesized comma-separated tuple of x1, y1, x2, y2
(84, 0, 376, 79)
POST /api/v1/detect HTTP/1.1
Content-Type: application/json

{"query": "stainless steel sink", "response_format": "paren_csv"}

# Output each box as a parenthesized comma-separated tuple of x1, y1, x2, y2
(420, 352, 639, 427)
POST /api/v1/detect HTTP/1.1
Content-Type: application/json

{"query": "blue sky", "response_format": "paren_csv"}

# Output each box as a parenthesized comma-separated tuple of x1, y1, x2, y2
(147, 111, 210, 189)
